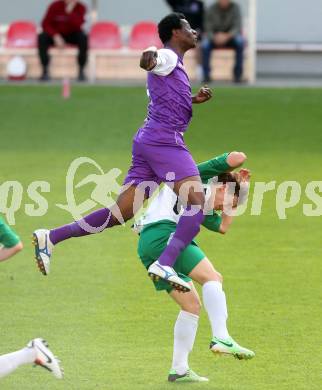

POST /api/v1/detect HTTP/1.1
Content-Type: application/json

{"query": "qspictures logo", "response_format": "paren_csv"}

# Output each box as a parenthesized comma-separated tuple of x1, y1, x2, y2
(0, 157, 321, 226)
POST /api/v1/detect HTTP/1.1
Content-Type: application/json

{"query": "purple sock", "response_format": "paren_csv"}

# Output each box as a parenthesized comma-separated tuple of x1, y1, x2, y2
(49, 207, 118, 245)
(158, 207, 205, 267)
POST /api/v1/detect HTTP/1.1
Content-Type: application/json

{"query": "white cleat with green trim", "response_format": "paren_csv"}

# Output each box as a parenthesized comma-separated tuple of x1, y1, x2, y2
(168, 369, 209, 382)
(210, 336, 255, 360)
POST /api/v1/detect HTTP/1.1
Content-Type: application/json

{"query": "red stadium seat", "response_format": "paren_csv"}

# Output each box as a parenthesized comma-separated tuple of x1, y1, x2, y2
(128, 21, 162, 50)
(89, 21, 122, 49)
(5, 21, 37, 48)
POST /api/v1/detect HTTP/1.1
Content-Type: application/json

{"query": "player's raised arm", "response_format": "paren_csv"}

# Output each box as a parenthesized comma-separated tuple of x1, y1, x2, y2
(197, 151, 246, 183)
(140, 47, 178, 75)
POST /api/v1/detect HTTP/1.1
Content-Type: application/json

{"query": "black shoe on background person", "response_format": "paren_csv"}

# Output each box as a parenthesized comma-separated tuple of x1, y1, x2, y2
(39, 70, 50, 81)
(78, 69, 86, 82)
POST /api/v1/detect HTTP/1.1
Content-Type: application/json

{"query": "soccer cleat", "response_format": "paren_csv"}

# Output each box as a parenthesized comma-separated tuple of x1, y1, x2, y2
(210, 336, 255, 360)
(28, 338, 63, 379)
(147, 260, 191, 293)
(168, 369, 209, 382)
(32, 229, 54, 275)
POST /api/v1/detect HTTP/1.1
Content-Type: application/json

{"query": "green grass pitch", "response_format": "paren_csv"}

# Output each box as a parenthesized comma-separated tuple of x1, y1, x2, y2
(0, 85, 321, 389)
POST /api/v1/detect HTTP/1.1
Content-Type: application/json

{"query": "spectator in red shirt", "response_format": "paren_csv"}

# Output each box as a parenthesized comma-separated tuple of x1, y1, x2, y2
(38, 0, 87, 81)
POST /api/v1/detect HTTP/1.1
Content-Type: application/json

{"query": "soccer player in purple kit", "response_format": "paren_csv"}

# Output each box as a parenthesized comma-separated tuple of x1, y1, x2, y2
(33, 13, 212, 292)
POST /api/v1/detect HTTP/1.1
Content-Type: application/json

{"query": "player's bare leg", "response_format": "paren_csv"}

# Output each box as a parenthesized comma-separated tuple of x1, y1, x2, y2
(33, 184, 143, 275)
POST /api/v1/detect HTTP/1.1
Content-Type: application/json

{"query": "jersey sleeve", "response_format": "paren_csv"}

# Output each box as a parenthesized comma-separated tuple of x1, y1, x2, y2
(202, 211, 222, 233)
(150, 48, 178, 76)
(197, 152, 231, 184)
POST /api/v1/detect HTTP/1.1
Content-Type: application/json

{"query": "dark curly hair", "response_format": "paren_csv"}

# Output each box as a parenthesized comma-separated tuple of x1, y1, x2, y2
(158, 13, 186, 44)
(217, 172, 241, 197)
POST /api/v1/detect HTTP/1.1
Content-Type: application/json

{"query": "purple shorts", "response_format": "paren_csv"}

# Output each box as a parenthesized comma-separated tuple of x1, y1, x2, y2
(123, 127, 199, 186)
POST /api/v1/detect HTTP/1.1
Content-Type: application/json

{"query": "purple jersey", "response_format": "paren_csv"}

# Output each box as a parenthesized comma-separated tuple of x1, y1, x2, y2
(137, 48, 193, 144)
(124, 47, 199, 186)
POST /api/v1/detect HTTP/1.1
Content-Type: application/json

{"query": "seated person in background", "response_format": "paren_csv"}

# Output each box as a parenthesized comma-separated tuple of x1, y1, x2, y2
(202, 0, 244, 83)
(38, 0, 87, 81)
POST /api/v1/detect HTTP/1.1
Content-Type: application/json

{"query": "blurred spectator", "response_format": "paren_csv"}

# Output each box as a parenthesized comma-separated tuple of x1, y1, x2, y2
(165, 1, 204, 36)
(202, 0, 244, 82)
(38, 0, 87, 81)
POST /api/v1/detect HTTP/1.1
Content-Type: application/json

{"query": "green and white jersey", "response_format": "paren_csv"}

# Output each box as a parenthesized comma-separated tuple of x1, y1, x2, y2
(136, 184, 185, 227)
(134, 153, 231, 233)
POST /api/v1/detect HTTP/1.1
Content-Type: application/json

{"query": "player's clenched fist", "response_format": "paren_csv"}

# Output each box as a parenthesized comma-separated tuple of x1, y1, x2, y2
(140, 47, 158, 71)
(192, 85, 213, 104)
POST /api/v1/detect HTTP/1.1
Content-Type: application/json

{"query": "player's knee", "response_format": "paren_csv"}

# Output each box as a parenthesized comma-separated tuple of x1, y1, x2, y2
(182, 297, 202, 315)
(187, 302, 201, 316)
(201, 270, 223, 284)
(209, 270, 223, 283)
(215, 271, 223, 283)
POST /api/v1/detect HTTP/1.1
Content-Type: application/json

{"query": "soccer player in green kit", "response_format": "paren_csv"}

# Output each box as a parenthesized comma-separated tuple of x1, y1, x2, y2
(133, 151, 255, 383)
(0, 216, 23, 262)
